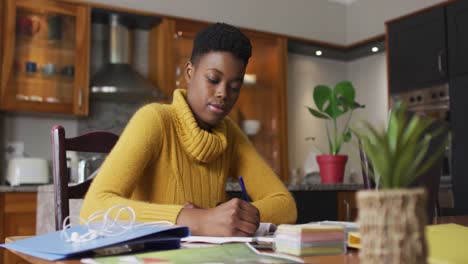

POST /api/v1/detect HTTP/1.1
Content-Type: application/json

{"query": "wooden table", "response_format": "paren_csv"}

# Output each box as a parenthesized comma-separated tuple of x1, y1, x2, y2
(2, 244, 359, 264)
(4, 215, 468, 264)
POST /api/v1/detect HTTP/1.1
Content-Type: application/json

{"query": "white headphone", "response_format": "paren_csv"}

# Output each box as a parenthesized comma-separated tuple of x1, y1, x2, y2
(61, 205, 173, 243)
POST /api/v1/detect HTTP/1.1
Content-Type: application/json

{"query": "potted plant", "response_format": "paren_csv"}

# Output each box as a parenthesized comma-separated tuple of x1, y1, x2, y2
(306, 81, 364, 183)
(353, 102, 449, 263)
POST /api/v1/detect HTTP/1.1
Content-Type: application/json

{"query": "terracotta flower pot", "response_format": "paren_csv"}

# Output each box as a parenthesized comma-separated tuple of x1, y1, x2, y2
(356, 188, 428, 264)
(316, 154, 348, 183)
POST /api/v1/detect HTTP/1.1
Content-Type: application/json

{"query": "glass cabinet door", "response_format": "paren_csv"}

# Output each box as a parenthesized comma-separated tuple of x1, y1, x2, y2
(236, 34, 288, 178)
(0, 0, 4, 73)
(1, 0, 89, 115)
(173, 31, 194, 90)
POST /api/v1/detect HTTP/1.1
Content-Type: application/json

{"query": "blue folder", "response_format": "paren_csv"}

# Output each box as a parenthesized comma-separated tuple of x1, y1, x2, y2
(0, 224, 189, 261)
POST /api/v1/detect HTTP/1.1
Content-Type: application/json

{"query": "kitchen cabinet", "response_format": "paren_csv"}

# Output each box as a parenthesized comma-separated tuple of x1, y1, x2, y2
(447, 0, 468, 215)
(0, 192, 37, 264)
(449, 74, 468, 214)
(336, 191, 358, 222)
(291, 191, 338, 224)
(150, 18, 290, 181)
(0, 0, 4, 74)
(387, 1, 468, 215)
(279, 190, 358, 223)
(229, 190, 357, 223)
(149, 18, 207, 98)
(293, 190, 358, 223)
(447, 0, 468, 77)
(0, 0, 5, 90)
(387, 6, 447, 94)
(0, 0, 90, 115)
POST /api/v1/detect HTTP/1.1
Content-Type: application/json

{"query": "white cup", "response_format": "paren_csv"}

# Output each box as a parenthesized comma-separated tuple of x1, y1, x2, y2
(41, 63, 56, 76)
(242, 119, 261, 136)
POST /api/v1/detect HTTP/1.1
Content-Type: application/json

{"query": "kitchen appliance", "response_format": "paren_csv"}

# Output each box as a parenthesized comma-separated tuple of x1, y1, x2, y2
(391, 84, 453, 210)
(77, 155, 104, 183)
(90, 11, 165, 101)
(391, 84, 450, 121)
(6, 157, 50, 186)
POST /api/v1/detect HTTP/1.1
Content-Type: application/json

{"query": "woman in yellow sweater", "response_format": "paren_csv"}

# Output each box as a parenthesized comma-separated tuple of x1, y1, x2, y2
(81, 22, 297, 237)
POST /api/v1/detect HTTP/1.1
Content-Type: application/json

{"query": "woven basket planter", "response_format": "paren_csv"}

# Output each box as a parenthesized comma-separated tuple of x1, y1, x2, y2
(357, 188, 428, 264)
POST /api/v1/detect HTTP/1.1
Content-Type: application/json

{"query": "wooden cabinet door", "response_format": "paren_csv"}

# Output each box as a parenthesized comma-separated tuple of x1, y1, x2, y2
(0, 0, 4, 84)
(337, 191, 357, 222)
(0, 192, 37, 264)
(0, 0, 90, 115)
(387, 6, 447, 94)
(449, 74, 468, 214)
(292, 191, 338, 224)
(0, 194, 4, 262)
(447, 0, 468, 77)
(148, 18, 207, 99)
(237, 32, 289, 180)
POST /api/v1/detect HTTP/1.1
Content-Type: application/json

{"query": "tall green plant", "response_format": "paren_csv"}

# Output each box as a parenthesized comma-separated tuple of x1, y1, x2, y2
(307, 81, 364, 155)
(354, 102, 449, 189)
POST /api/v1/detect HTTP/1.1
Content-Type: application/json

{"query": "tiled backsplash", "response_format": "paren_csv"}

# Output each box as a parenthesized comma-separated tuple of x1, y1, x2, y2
(78, 100, 143, 135)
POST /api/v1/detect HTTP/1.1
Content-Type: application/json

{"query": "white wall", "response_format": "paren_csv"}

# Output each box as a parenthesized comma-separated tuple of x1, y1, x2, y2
(86, 0, 347, 44)
(287, 52, 388, 183)
(346, 53, 388, 127)
(2, 113, 78, 161)
(287, 53, 347, 173)
(342, 53, 388, 180)
(89, 0, 448, 45)
(346, 0, 447, 43)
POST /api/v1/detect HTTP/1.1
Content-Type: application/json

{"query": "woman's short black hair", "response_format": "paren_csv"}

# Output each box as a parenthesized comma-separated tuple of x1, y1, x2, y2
(190, 22, 252, 66)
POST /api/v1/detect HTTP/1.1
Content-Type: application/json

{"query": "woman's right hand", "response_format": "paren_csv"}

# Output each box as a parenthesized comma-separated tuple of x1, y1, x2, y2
(176, 198, 260, 237)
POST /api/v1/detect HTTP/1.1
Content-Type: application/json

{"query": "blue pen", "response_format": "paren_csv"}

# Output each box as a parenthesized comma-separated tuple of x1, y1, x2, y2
(238, 176, 251, 202)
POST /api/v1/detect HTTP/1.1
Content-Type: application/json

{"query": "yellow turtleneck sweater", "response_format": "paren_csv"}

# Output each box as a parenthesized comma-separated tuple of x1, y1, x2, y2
(81, 89, 297, 225)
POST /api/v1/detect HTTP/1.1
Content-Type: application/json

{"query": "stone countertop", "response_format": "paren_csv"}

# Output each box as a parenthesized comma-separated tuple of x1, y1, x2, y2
(225, 182, 363, 191)
(17, 182, 363, 193)
(38, 184, 54, 192)
(287, 183, 363, 191)
(0, 184, 42, 192)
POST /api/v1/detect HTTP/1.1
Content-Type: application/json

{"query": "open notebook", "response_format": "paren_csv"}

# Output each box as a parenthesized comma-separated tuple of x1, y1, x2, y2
(181, 222, 276, 244)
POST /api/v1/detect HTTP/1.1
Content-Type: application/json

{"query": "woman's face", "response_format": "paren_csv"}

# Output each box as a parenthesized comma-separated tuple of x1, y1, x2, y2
(185, 51, 246, 130)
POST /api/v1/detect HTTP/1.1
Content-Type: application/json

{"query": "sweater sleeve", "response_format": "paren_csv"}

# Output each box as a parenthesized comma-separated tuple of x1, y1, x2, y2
(80, 104, 183, 223)
(227, 120, 297, 225)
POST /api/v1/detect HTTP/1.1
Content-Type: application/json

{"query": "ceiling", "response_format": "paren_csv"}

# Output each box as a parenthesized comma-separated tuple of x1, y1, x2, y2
(327, 0, 360, 5)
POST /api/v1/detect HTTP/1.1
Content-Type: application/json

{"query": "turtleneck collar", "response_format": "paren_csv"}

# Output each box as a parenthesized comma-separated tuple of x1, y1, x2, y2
(172, 89, 228, 163)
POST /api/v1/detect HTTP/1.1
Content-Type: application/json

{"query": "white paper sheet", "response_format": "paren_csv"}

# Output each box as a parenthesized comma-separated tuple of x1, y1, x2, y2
(181, 236, 274, 244)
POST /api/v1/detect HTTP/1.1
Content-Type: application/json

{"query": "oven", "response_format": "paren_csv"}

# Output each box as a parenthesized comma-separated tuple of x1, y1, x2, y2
(392, 84, 453, 211)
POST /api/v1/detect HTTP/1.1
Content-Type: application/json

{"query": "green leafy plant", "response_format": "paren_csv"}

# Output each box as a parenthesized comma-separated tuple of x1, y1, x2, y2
(307, 81, 364, 155)
(353, 102, 449, 189)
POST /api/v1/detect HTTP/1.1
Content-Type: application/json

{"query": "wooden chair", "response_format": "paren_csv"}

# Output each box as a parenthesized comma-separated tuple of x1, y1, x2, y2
(50, 125, 119, 231)
(358, 117, 449, 221)
(358, 139, 376, 189)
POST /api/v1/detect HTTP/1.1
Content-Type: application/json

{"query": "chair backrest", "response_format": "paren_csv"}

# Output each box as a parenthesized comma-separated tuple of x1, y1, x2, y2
(358, 139, 376, 189)
(358, 116, 449, 221)
(51, 125, 118, 231)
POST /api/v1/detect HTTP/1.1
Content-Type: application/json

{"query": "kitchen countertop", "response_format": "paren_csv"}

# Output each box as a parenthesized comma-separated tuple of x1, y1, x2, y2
(287, 183, 363, 191)
(1, 182, 363, 193)
(0, 184, 42, 192)
(226, 182, 363, 191)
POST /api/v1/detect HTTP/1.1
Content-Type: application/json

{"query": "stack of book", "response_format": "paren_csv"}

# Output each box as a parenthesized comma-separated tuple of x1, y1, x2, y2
(274, 224, 346, 256)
